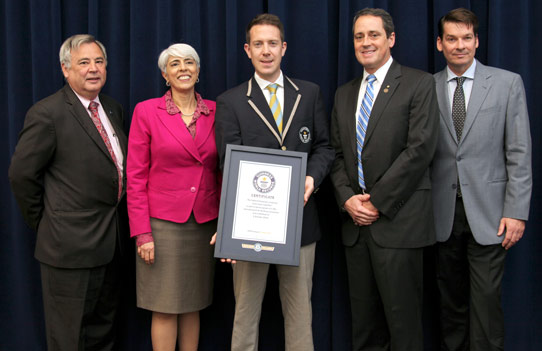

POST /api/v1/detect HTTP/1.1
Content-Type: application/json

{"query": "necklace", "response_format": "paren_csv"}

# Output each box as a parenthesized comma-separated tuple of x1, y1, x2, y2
(172, 94, 196, 118)
(178, 103, 196, 117)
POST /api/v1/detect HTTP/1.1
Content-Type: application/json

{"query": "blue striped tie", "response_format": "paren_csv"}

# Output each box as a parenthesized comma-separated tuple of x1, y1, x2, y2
(357, 74, 376, 190)
(267, 83, 283, 133)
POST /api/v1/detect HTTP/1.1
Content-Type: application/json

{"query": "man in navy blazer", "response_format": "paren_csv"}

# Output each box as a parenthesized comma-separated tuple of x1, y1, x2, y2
(215, 13, 334, 351)
(9, 34, 127, 350)
(330, 8, 439, 350)
(432, 8, 532, 350)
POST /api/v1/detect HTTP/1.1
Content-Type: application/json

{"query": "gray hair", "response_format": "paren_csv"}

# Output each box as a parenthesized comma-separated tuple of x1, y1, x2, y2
(157, 43, 200, 73)
(59, 34, 107, 69)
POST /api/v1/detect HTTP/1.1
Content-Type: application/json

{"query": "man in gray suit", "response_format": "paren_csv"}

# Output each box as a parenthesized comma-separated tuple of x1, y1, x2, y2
(432, 8, 532, 351)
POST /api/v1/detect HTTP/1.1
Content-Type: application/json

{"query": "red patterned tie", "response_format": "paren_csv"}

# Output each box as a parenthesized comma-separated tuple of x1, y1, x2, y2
(88, 101, 122, 200)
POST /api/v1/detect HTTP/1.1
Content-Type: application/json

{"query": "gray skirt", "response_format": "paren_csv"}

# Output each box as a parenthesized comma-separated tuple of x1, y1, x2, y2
(136, 216, 216, 314)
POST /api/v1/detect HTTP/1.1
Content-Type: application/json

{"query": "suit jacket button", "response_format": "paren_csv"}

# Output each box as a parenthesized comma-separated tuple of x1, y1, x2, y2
(281, 146, 287, 151)
(190, 187, 196, 193)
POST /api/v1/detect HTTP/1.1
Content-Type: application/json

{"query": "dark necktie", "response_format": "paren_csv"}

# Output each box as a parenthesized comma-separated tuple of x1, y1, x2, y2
(452, 77, 467, 141)
(88, 101, 122, 200)
(451, 77, 466, 197)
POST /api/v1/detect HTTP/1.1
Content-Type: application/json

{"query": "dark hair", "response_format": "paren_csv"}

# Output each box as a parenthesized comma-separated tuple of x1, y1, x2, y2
(438, 8, 479, 38)
(246, 13, 285, 44)
(352, 8, 395, 38)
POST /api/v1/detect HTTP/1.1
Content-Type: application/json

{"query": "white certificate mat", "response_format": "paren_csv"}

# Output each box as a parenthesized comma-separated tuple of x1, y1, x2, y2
(232, 161, 292, 244)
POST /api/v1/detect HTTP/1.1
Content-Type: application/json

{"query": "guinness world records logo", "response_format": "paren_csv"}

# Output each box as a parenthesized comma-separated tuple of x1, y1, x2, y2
(253, 171, 276, 193)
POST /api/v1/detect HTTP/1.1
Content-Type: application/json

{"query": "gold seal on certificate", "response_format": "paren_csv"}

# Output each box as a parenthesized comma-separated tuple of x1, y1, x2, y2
(214, 145, 307, 266)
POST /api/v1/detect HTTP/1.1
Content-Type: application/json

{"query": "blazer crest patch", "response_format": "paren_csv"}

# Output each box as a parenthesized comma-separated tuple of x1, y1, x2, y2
(299, 127, 311, 143)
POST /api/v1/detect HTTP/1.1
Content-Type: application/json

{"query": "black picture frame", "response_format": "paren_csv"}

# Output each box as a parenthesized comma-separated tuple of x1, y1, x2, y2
(214, 144, 307, 266)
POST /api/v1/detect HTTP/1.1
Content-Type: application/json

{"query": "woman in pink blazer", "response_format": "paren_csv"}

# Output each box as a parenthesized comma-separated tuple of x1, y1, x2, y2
(127, 43, 219, 351)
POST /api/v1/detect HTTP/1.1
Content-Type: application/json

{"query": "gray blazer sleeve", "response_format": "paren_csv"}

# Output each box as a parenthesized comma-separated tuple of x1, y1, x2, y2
(502, 73, 532, 220)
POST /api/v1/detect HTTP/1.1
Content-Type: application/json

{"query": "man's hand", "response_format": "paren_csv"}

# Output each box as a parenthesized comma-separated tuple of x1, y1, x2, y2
(210, 233, 236, 264)
(137, 241, 155, 265)
(344, 194, 379, 226)
(304, 176, 315, 206)
(497, 217, 525, 250)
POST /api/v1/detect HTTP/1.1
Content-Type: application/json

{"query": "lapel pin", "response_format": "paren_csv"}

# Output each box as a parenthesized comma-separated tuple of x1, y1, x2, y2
(383, 85, 390, 93)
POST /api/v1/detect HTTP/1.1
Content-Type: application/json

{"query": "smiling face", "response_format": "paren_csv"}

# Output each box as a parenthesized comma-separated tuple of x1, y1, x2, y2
(61, 42, 106, 100)
(244, 24, 287, 82)
(353, 15, 395, 74)
(162, 55, 200, 92)
(437, 21, 479, 76)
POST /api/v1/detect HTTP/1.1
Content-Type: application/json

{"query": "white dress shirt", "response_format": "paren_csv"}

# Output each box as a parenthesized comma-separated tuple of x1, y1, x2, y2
(73, 90, 124, 173)
(355, 56, 394, 129)
(446, 59, 476, 113)
(254, 71, 285, 114)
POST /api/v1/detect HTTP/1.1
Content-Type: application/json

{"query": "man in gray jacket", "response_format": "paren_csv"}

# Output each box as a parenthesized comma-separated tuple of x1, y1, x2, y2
(432, 8, 532, 351)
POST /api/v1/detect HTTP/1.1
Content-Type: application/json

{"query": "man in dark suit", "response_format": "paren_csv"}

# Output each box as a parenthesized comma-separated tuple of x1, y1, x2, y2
(329, 8, 439, 350)
(215, 13, 334, 351)
(9, 34, 127, 351)
(432, 9, 532, 351)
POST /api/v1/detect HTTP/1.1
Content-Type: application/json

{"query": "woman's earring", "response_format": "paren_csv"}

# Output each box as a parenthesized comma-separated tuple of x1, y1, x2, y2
(166, 81, 170, 87)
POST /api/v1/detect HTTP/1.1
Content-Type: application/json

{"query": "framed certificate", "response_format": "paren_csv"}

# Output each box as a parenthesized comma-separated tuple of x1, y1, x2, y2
(214, 144, 307, 266)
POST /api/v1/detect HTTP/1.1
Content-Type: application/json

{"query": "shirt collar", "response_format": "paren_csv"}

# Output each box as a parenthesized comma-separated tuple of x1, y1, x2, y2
(446, 59, 476, 82)
(363, 56, 393, 83)
(72, 88, 101, 110)
(164, 89, 210, 117)
(254, 71, 284, 91)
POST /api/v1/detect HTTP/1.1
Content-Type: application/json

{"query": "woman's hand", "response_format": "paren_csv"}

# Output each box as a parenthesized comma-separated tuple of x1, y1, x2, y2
(138, 241, 155, 265)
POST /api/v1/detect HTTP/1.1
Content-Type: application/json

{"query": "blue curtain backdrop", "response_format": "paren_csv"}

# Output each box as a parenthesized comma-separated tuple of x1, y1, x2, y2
(2, 0, 541, 350)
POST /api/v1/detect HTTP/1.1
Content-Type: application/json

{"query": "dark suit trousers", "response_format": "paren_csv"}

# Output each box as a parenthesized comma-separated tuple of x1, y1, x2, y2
(345, 227, 424, 351)
(436, 198, 507, 351)
(40, 253, 120, 351)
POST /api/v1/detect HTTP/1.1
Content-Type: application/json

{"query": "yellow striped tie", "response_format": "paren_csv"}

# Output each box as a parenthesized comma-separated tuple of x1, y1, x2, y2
(267, 83, 283, 133)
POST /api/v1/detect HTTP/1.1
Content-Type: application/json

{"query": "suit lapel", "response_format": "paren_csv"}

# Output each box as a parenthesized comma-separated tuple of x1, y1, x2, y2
(435, 69, 458, 144)
(156, 100, 202, 162)
(461, 61, 490, 144)
(282, 77, 302, 140)
(364, 61, 401, 145)
(194, 104, 215, 149)
(100, 96, 127, 159)
(246, 77, 283, 145)
(64, 85, 112, 161)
